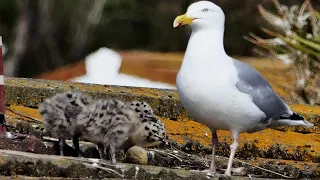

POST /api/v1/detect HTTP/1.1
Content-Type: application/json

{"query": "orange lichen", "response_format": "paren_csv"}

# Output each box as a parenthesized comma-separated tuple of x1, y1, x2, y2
(291, 104, 320, 115)
(7, 105, 42, 123)
(7, 103, 320, 160)
(163, 116, 319, 148)
(160, 112, 320, 159)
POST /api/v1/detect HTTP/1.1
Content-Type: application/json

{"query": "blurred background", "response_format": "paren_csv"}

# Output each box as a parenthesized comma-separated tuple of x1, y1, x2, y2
(0, 0, 319, 104)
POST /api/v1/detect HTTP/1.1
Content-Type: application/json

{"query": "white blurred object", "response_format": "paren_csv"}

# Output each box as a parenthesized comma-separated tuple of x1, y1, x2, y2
(6, 132, 13, 139)
(73, 48, 176, 89)
(0, 37, 8, 55)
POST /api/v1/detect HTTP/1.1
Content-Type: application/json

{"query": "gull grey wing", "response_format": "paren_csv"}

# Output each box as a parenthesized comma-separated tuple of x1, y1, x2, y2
(233, 59, 289, 120)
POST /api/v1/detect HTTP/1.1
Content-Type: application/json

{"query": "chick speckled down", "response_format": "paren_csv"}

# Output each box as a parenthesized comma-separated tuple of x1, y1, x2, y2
(125, 101, 168, 148)
(39, 91, 94, 156)
(39, 91, 168, 164)
(77, 98, 142, 163)
(39, 91, 93, 138)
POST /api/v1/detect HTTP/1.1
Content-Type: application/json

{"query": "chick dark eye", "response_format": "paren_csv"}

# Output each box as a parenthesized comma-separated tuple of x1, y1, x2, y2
(203, 8, 209, 12)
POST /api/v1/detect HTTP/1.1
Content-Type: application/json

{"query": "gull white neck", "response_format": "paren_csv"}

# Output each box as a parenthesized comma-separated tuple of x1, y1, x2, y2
(181, 28, 227, 70)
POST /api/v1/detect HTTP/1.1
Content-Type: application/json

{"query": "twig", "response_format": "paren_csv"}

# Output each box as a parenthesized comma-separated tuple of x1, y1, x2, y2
(150, 149, 183, 162)
(179, 164, 206, 169)
(81, 162, 124, 178)
(213, 155, 292, 179)
(170, 147, 292, 179)
(6, 107, 42, 123)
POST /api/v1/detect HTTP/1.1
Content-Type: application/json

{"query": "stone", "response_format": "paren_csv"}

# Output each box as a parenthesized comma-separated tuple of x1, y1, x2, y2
(0, 149, 210, 179)
(125, 146, 148, 165)
(0, 135, 55, 155)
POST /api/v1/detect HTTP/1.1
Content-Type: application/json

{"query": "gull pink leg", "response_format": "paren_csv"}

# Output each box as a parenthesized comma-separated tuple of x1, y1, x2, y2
(225, 132, 239, 176)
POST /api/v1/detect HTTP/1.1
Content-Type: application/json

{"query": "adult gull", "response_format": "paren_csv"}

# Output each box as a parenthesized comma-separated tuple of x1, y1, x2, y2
(173, 1, 314, 177)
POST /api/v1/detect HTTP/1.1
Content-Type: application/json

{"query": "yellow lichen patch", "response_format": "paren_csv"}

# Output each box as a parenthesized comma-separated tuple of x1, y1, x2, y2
(160, 116, 320, 157)
(6, 105, 42, 123)
(291, 104, 320, 115)
(161, 117, 212, 145)
(7, 104, 320, 160)
(249, 157, 317, 169)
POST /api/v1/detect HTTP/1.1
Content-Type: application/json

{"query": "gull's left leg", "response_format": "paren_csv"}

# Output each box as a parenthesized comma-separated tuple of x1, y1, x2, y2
(225, 132, 239, 177)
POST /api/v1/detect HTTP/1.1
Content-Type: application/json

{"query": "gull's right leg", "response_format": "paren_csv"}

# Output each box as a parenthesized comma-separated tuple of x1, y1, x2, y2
(224, 132, 239, 177)
(202, 130, 218, 174)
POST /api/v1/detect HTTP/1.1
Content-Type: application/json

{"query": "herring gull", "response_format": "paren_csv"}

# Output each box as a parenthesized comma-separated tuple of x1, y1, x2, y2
(173, 1, 314, 177)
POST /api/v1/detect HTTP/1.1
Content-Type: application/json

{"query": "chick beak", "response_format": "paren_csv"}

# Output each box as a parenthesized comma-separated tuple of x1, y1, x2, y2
(162, 136, 169, 145)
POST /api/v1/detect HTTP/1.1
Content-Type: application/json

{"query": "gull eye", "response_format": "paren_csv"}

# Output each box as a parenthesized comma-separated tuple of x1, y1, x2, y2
(202, 8, 209, 12)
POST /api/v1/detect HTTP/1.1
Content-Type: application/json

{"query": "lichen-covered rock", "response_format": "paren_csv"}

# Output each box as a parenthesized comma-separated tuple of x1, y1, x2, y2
(125, 146, 148, 165)
(0, 150, 211, 179)
(0, 136, 55, 155)
(2, 77, 320, 179)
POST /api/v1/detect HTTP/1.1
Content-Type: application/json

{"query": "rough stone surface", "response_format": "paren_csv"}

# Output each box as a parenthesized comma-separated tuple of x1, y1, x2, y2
(1, 77, 320, 179)
(0, 150, 211, 179)
(0, 136, 55, 155)
(4, 77, 183, 119)
(125, 146, 148, 165)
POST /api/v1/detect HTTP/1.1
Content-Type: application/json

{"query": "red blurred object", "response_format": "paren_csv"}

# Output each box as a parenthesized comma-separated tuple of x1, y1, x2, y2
(0, 20, 7, 137)
(26, 136, 37, 152)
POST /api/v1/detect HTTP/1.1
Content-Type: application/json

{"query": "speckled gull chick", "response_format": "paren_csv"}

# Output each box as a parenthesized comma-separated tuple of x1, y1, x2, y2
(173, 1, 314, 177)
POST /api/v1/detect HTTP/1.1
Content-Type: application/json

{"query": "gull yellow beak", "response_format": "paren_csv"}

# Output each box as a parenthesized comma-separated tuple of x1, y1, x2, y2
(173, 14, 194, 28)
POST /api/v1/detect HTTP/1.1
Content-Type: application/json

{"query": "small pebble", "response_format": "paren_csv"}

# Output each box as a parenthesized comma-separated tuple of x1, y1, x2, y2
(92, 162, 98, 167)
(126, 146, 148, 165)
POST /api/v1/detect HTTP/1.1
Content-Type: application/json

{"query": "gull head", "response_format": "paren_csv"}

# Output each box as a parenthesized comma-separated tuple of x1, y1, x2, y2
(173, 1, 225, 30)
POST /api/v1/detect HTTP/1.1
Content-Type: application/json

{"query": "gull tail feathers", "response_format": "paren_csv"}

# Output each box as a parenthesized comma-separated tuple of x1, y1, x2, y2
(277, 112, 314, 127)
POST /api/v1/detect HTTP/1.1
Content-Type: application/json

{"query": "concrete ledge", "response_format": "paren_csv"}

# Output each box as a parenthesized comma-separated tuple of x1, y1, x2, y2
(0, 150, 210, 179)
(2, 77, 320, 178)
(4, 77, 182, 119)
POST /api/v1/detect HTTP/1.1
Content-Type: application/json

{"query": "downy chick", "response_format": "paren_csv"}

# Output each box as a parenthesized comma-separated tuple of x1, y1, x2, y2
(93, 100, 168, 159)
(122, 101, 168, 150)
(76, 98, 141, 163)
(39, 91, 167, 163)
(39, 91, 94, 156)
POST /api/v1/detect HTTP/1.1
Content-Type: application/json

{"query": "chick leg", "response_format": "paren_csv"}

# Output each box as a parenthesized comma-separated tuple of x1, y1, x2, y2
(109, 143, 116, 164)
(58, 137, 65, 156)
(97, 143, 106, 160)
(72, 136, 81, 157)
